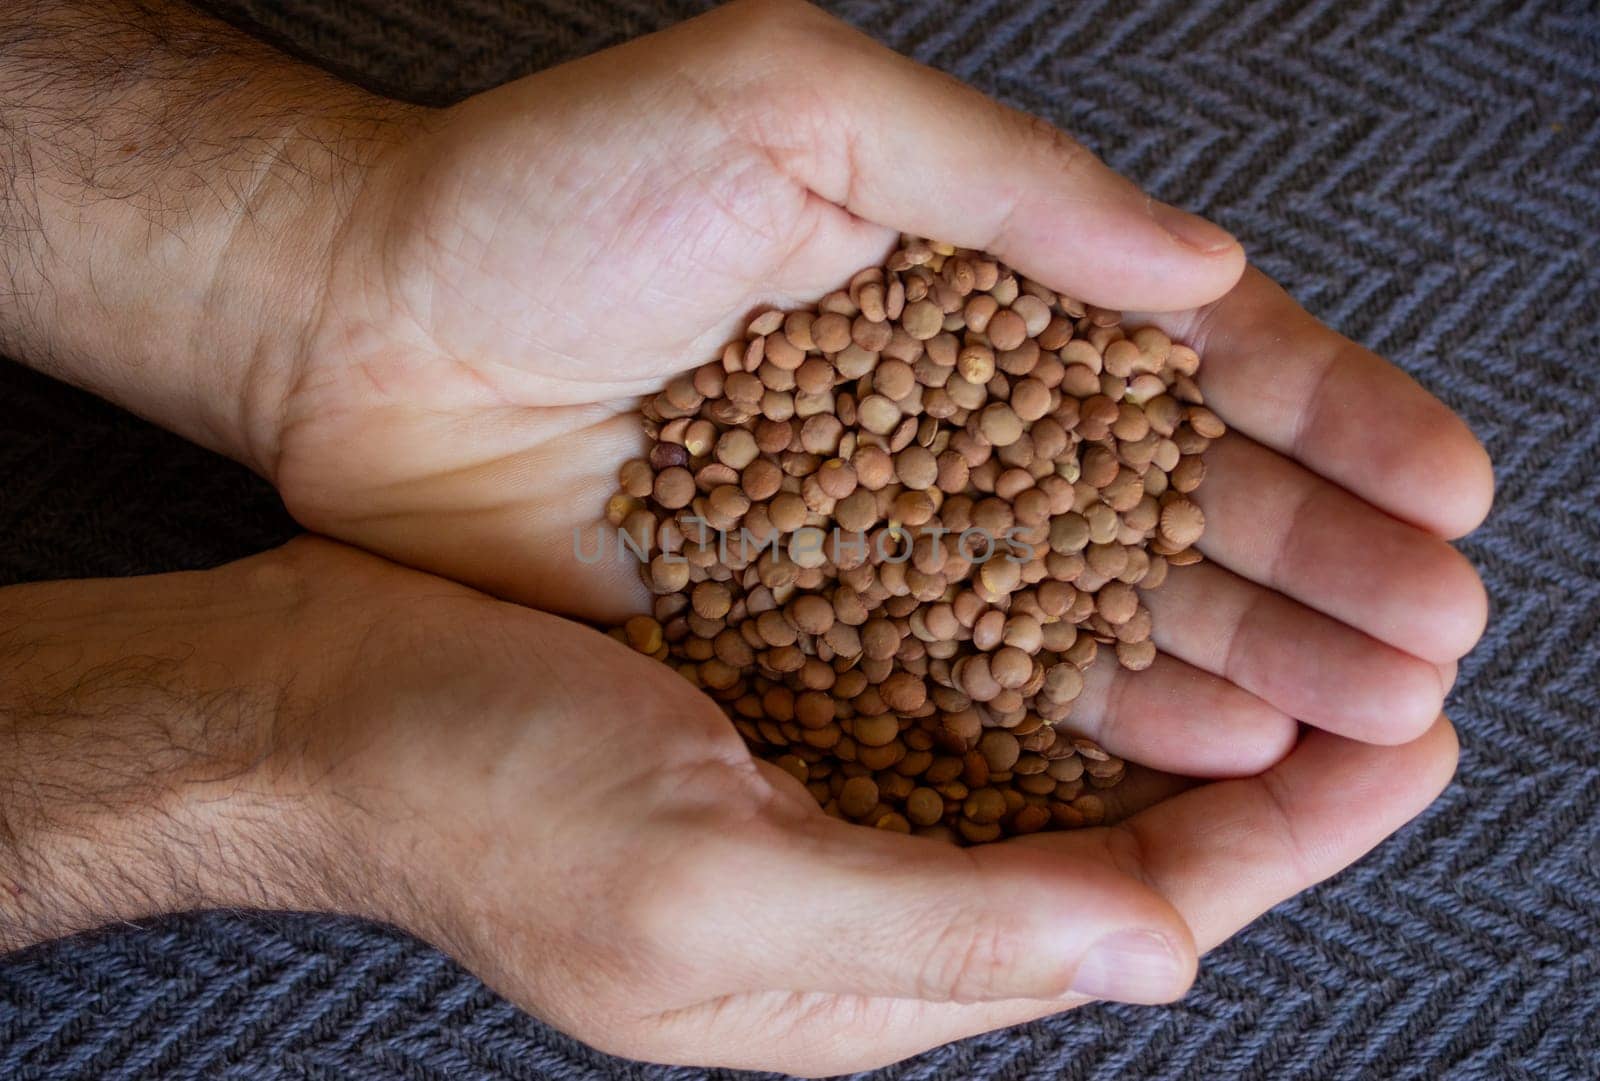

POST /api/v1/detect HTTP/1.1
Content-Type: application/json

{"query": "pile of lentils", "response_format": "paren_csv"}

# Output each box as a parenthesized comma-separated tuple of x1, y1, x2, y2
(606, 238, 1223, 843)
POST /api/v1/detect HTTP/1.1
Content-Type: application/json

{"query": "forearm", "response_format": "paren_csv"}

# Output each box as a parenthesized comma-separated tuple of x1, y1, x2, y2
(0, 0, 408, 474)
(0, 555, 356, 953)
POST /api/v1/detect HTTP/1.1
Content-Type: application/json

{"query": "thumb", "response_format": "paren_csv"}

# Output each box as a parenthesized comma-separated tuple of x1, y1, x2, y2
(701, 0, 1245, 311)
(694, 812, 1198, 1006)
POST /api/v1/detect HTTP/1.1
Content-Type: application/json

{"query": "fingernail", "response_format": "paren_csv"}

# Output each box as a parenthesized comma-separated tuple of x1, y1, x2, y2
(1068, 930, 1186, 1002)
(1149, 200, 1238, 254)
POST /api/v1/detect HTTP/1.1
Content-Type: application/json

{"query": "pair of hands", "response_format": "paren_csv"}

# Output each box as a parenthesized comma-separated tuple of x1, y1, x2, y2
(0, 0, 1490, 1074)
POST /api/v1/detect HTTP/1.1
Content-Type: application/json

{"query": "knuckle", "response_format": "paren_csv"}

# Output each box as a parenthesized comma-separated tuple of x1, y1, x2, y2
(990, 112, 1098, 247)
(918, 907, 1025, 1002)
(691, 0, 840, 139)
(608, 762, 770, 960)
(721, 0, 828, 49)
(718, 0, 880, 83)
(614, 831, 725, 964)
(1102, 820, 1159, 889)
(1016, 110, 1093, 175)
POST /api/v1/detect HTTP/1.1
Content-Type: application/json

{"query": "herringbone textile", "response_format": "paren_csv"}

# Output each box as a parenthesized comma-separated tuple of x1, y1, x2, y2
(2, 0, 1597, 1078)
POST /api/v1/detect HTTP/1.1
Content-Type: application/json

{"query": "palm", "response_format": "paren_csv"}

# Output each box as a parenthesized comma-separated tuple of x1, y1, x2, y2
(277, 5, 1490, 786)
(317, 546, 1457, 1074)
(310, 562, 1159, 1055)
(280, 59, 902, 620)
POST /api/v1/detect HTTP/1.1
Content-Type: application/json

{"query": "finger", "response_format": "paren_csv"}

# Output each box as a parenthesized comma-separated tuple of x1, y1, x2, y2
(691, 0, 1245, 311)
(980, 718, 1452, 999)
(1144, 560, 1448, 744)
(1193, 432, 1488, 663)
(1128, 267, 1494, 538)
(660, 716, 1458, 1075)
(1117, 714, 1459, 950)
(681, 812, 1197, 1007)
(836, 717, 1457, 1063)
(1069, 650, 1295, 776)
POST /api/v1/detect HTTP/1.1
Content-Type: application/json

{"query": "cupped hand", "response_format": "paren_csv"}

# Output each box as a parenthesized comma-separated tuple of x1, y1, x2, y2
(0, 1, 1488, 1072)
(271, 0, 1491, 784)
(236, 539, 1458, 1076)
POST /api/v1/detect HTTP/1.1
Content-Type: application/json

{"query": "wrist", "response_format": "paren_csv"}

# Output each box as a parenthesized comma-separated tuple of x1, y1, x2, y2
(0, 547, 369, 952)
(0, 0, 419, 475)
(202, 96, 420, 477)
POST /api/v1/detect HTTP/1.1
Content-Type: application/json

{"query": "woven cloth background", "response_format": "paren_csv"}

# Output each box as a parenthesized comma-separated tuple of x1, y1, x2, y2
(3, 0, 1598, 1078)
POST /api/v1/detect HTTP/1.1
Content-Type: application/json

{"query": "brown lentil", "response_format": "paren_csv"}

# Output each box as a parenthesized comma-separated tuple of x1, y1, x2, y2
(608, 238, 1222, 843)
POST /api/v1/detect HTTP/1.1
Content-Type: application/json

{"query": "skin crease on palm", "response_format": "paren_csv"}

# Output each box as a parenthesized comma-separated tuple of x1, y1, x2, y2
(0, 0, 1495, 1074)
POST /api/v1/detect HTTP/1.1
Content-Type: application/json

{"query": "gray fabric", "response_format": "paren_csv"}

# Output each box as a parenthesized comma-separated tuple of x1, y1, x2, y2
(3, 0, 1598, 1077)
